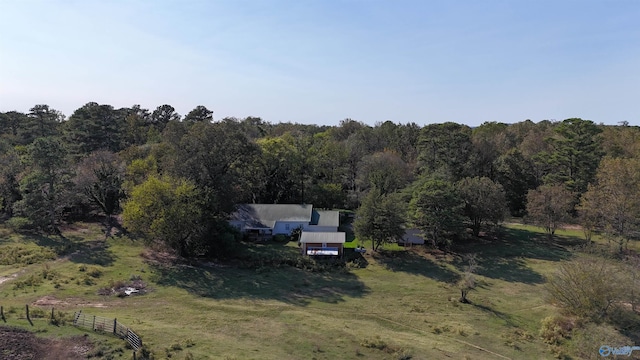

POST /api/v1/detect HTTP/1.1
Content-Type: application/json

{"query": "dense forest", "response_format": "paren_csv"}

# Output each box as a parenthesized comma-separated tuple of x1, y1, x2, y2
(1, 103, 639, 257)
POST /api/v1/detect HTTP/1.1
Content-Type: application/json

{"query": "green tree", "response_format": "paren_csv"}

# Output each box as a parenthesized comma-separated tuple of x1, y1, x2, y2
(13, 137, 70, 232)
(19, 105, 64, 145)
(183, 105, 213, 123)
(168, 121, 258, 216)
(122, 175, 204, 257)
(354, 188, 406, 251)
(578, 157, 640, 252)
(150, 104, 180, 133)
(409, 178, 465, 248)
(495, 149, 539, 216)
(0, 140, 21, 215)
(254, 133, 305, 204)
(544, 118, 603, 194)
(418, 122, 474, 181)
(121, 105, 151, 147)
(357, 150, 411, 196)
(63, 102, 124, 155)
(74, 151, 125, 224)
(525, 184, 573, 240)
(457, 177, 507, 237)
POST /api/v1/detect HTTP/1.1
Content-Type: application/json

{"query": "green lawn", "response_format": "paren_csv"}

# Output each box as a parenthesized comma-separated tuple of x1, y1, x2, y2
(0, 221, 634, 359)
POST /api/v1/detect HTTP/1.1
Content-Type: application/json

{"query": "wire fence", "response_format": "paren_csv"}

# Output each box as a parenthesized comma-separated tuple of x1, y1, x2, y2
(73, 311, 142, 350)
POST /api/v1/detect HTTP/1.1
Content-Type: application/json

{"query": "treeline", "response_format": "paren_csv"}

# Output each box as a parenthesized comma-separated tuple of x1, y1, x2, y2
(1, 103, 639, 255)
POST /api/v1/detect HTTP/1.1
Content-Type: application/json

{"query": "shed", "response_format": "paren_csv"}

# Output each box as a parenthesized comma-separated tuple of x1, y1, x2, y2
(299, 232, 346, 256)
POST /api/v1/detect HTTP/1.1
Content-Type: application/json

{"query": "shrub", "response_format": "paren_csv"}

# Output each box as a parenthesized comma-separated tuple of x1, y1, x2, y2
(545, 258, 624, 319)
(539, 316, 574, 345)
(4, 217, 33, 231)
(87, 267, 103, 278)
(571, 323, 632, 360)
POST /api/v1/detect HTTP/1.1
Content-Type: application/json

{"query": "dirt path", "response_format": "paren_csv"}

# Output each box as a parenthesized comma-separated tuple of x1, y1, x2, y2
(0, 269, 26, 286)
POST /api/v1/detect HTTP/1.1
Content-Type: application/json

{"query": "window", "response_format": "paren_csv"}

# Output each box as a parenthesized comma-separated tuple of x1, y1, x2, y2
(285, 224, 290, 230)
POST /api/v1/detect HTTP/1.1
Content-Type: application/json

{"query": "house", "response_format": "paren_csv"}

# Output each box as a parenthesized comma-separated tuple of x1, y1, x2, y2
(229, 204, 340, 239)
(398, 229, 426, 246)
(299, 232, 346, 257)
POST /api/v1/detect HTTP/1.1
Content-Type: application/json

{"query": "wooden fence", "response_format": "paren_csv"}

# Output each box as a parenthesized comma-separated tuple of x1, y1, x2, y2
(73, 311, 142, 350)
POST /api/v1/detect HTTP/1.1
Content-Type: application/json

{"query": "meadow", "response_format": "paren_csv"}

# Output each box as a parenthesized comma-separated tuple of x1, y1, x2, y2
(0, 221, 635, 359)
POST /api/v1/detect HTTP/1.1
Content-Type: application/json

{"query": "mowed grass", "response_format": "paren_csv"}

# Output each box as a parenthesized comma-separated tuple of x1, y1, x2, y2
(1, 221, 627, 359)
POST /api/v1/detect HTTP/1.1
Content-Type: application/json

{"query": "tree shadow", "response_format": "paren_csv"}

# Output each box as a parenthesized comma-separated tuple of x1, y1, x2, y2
(20, 232, 117, 266)
(67, 240, 117, 266)
(373, 250, 460, 283)
(148, 262, 369, 306)
(451, 227, 575, 284)
(471, 302, 520, 327)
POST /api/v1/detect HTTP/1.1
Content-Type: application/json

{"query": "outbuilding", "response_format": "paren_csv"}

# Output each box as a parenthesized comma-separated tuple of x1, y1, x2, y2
(299, 232, 346, 257)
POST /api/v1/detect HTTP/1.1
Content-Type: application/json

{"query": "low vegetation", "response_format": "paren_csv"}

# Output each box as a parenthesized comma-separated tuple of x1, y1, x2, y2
(1, 221, 637, 359)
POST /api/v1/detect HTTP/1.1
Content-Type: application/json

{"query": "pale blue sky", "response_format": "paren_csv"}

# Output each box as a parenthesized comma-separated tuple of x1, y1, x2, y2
(1, 0, 639, 126)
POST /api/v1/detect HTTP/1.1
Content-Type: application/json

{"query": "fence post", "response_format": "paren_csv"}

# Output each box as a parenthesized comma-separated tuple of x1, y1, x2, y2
(133, 350, 136, 360)
(50, 307, 55, 325)
(92, 315, 96, 331)
(114, 318, 117, 335)
(26, 304, 33, 326)
(1, 305, 5, 322)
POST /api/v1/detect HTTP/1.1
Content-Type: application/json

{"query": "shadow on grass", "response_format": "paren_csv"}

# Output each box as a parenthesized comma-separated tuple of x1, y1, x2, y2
(373, 250, 460, 284)
(451, 226, 577, 284)
(20, 232, 117, 267)
(149, 262, 369, 306)
(471, 302, 520, 327)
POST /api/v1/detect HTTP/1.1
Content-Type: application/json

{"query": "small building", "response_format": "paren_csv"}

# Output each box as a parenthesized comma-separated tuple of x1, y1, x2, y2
(299, 232, 346, 257)
(229, 204, 340, 240)
(398, 229, 426, 246)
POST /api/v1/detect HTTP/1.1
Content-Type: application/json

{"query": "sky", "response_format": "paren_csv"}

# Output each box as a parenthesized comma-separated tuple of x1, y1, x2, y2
(1, 0, 639, 127)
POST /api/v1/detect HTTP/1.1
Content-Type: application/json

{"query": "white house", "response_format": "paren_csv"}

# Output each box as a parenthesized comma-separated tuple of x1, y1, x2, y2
(229, 204, 340, 238)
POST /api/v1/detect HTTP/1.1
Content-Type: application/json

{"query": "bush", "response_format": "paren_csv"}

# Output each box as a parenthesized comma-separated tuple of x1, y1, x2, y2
(571, 323, 633, 360)
(539, 316, 575, 345)
(4, 217, 33, 231)
(545, 258, 624, 319)
(0, 245, 56, 265)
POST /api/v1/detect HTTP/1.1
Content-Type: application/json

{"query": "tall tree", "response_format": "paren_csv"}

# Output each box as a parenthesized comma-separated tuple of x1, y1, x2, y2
(168, 121, 258, 216)
(183, 105, 213, 123)
(457, 177, 507, 237)
(74, 151, 125, 223)
(409, 177, 465, 248)
(578, 157, 640, 252)
(418, 122, 474, 181)
(0, 139, 21, 215)
(13, 137, 70, 232)
(544, 118, 603, 194)
(122, 175, 205, 257)
(150, 104, 180, 133)
(526, 184, 573, 240)
(64, 102, 124, 155)
(356, 150, 411, 196)
(495, 149, 539, 216)
(354, 188, 406, 251)
(20, 105, 63, 144)
(121, 105, 151, 147)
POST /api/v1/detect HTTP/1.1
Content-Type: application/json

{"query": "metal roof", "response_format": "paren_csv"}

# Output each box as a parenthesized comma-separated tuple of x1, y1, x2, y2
(311, 210, 340, 227)
(300, 232, 346, 244)
(230, 204, 313, 228)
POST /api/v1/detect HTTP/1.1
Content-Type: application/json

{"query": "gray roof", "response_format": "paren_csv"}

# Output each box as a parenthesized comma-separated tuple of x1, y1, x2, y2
(231, 204, 313, 228)
(300, 232, 346, 244)
(311, 210, 340, 227)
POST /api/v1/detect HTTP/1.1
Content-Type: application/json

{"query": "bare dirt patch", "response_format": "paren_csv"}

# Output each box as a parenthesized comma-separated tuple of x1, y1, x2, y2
(32, 296, 109, 309)
(0, 326, 92, 360)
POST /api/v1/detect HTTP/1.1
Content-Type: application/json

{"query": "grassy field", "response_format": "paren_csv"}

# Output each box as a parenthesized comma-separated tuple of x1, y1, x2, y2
(0, 221, 635, 359)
